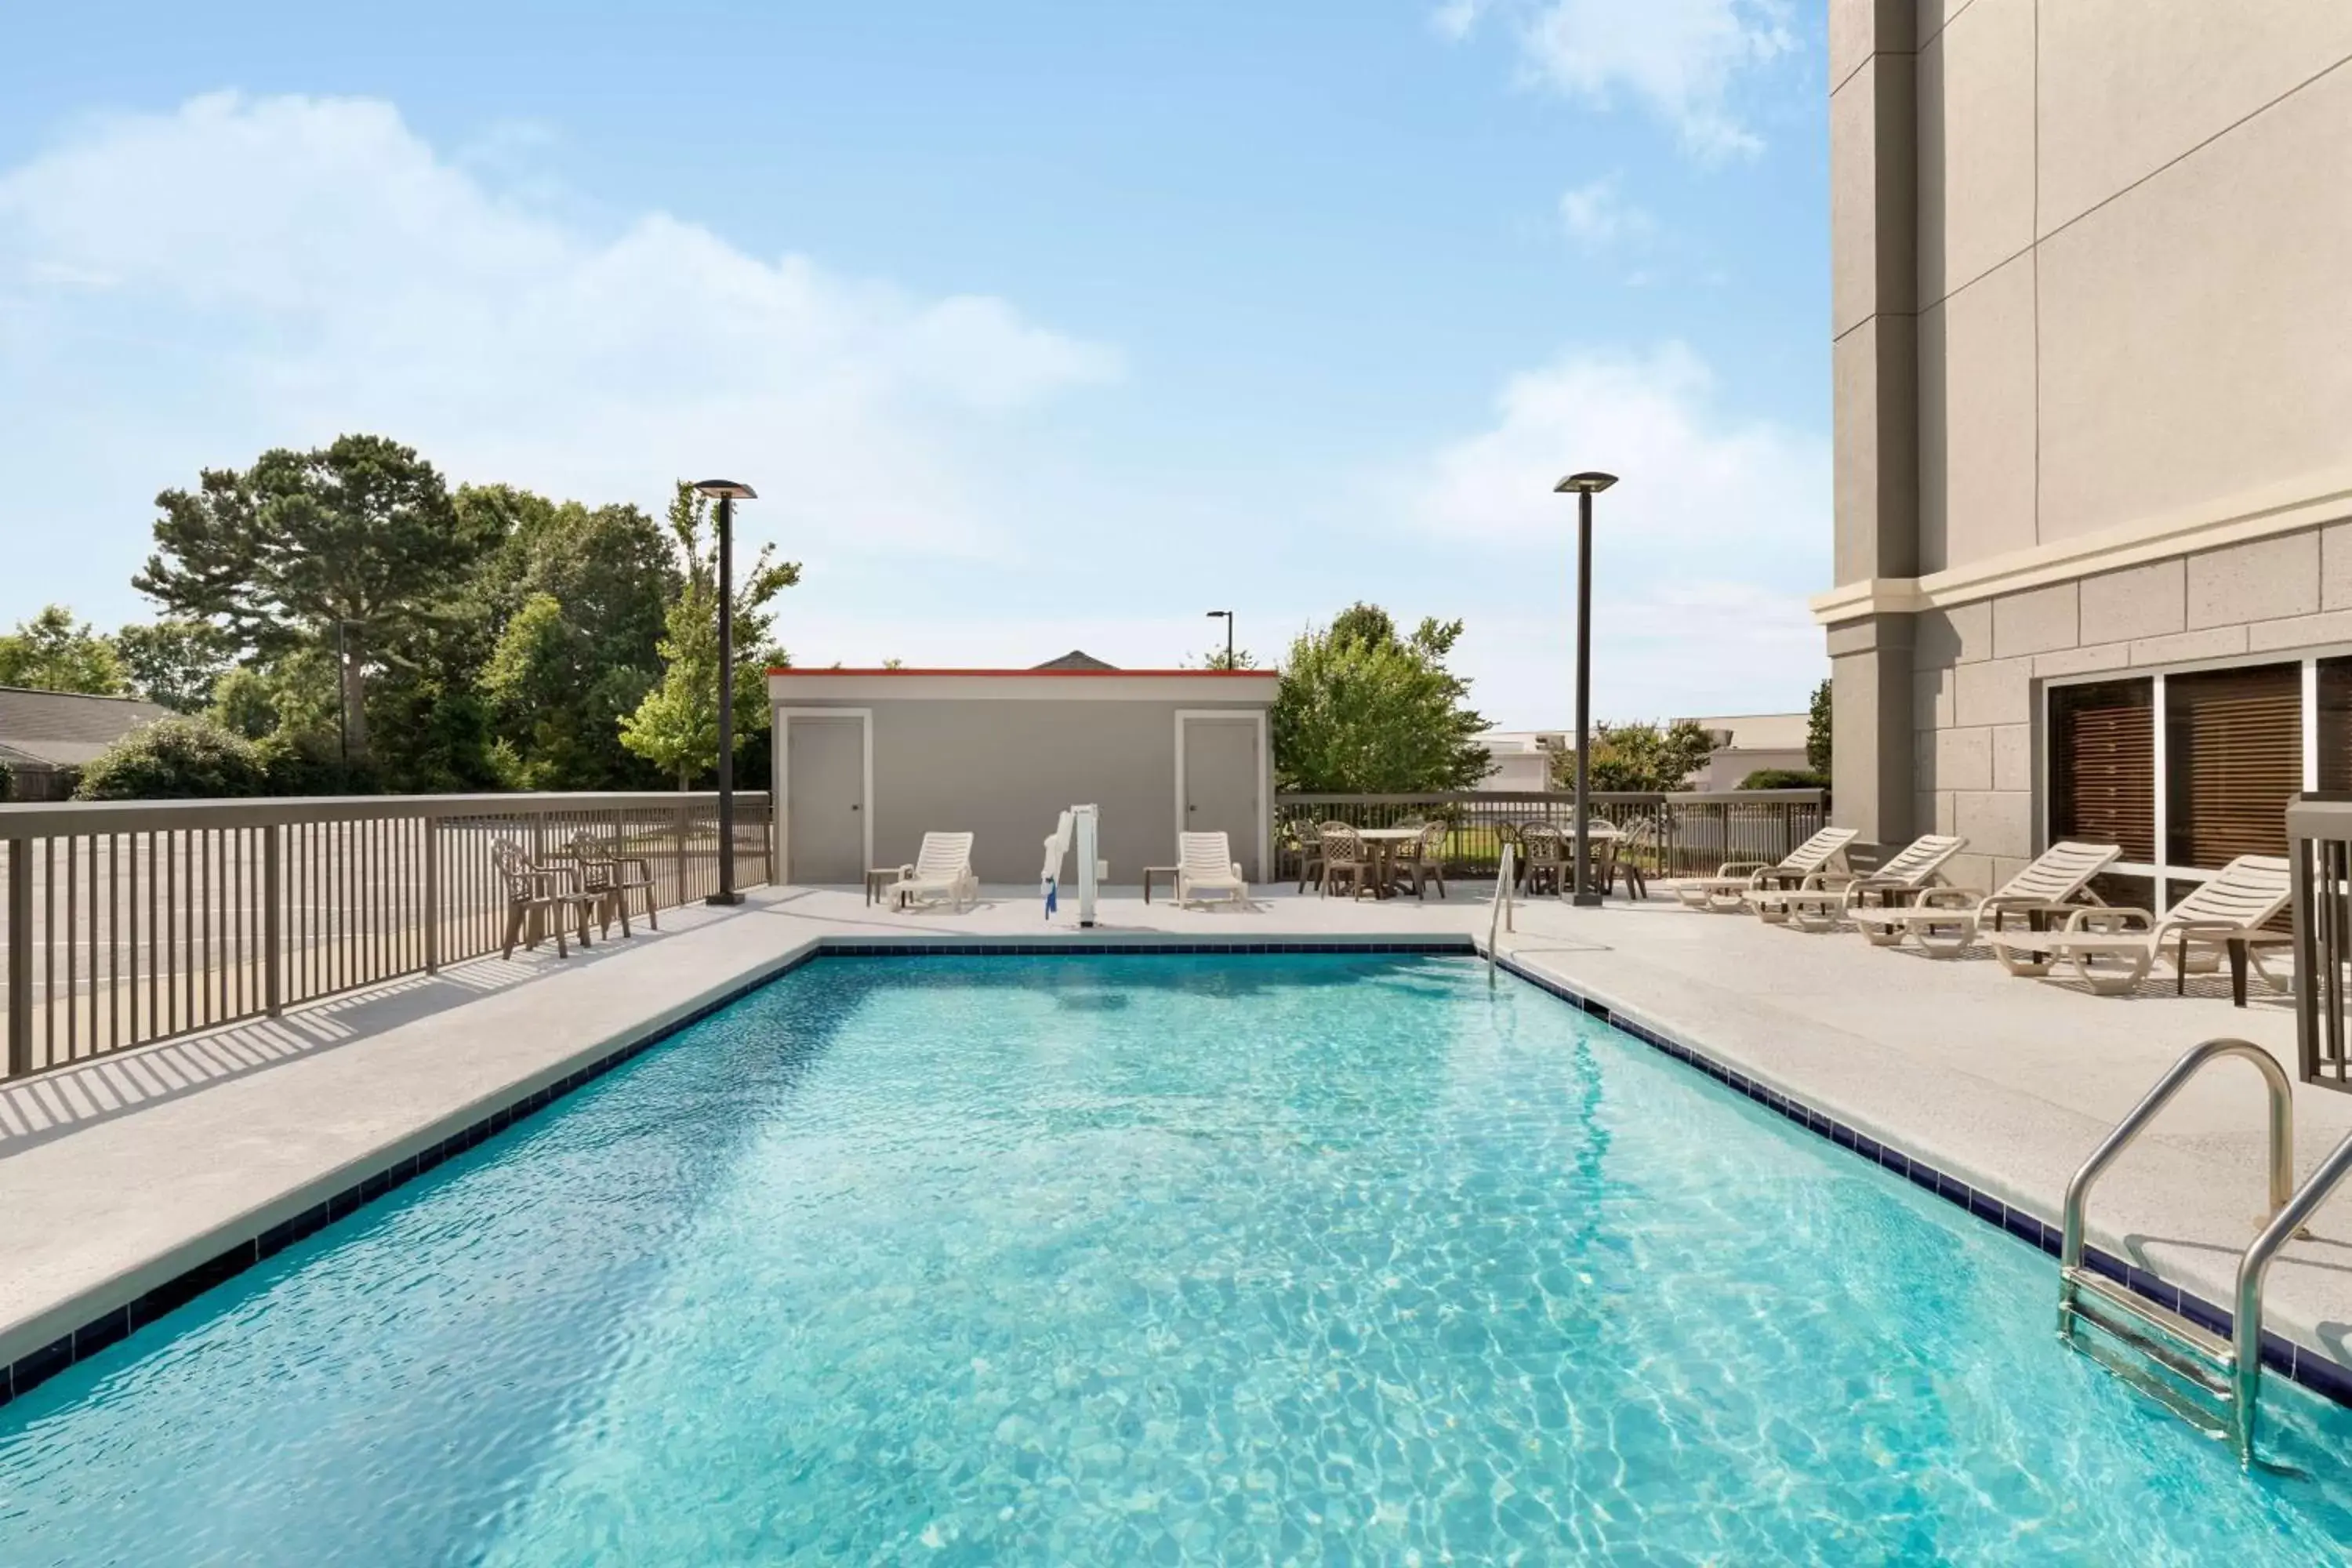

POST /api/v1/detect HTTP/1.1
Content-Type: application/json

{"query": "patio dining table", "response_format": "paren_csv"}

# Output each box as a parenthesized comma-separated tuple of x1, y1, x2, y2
(1350, 826, 1425, 899)
(1512, 820, 1622, 896)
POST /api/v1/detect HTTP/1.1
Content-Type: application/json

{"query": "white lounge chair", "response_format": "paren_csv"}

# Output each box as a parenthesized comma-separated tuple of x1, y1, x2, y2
(887, 832, 979, 913)
(1849, 840, 2120, 953)
(1675, 826, 1858, 913)
(1176, 831, 1250, 909)
(1986, 854, 2292, 997)
(1748, 833, 1967, 931)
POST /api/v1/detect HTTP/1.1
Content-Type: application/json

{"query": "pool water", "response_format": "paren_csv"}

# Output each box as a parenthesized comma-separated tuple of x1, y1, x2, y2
(2, 953, 2349, 1564)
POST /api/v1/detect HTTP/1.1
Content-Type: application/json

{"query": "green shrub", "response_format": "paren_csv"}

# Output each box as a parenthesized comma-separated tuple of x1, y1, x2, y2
(74, 717, 268, 800)
(255, 729, 381, 797)
(1739, 768, 1829, 791)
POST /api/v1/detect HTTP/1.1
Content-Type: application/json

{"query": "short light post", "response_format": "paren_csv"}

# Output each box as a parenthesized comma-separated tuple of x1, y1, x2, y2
(1554, 470, 1618, 908)
(694, 479, 757, 906)
(1206, 609, 1234, 668)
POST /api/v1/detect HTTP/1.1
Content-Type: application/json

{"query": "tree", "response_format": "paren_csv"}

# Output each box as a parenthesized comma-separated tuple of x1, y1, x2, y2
(135, 434, 492, 763)
(74, 717, 267, 800)
(619, 484, 800, 788)
(1563, 720, 1718, 793)
(1271, 603, 1489, 793)
(0, 605, 129, 695)
(1807, 677, 1832, 776)
(1190, 645, 1260, 670)
(114, 619, 233, 712)
(469, 488, 677, 789)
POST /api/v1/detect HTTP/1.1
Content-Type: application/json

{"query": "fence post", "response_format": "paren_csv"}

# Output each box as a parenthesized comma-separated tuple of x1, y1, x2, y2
(423, 814, 441, 975)
(263, 824, 282, 1018)
(676, 801, 690, 904)
(6, 842, 30, 1078)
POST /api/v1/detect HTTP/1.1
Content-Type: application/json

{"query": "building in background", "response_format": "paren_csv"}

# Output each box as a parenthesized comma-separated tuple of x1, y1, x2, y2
(1469, 730, 1568, 792)
(1676, 713, 1811, 792)
(1473, 717, 1809, 793)
(0, 686, 168, 800)
(1819, 4, 2352, 902)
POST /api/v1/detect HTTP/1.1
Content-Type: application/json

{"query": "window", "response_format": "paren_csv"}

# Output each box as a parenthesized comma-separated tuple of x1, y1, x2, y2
(2163, 664, 2301, 869)
(2050, 680, 2154, 863)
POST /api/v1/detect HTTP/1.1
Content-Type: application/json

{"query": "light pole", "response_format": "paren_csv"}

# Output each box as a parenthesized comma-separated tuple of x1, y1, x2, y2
(1554, 470, 1617, 907)
(1206, 609, 1233, 669)
(693, 479, 757, 906)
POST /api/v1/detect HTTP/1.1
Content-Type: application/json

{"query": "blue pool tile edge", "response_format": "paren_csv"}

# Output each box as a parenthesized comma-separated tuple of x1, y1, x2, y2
(9, 935, 2346, 1417)
(0, 936, 1474, 1407)
(1486, 952, 2352, 1410)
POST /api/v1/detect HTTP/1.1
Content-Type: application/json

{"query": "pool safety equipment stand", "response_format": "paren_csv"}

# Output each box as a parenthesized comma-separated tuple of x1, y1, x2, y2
(1040, 805, 1103, 927)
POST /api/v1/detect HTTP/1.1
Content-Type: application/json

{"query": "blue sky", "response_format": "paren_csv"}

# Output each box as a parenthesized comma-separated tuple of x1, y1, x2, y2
(0, 1, 1829, 727)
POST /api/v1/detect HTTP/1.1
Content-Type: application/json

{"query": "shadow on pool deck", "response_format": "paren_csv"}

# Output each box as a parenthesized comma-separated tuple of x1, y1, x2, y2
(0, 909, 741, 1158)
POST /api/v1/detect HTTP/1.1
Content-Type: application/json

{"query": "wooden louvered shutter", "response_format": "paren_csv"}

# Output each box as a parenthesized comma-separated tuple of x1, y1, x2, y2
(2164, 664, 2301, 869)
(2051, 680, 2154, 863)
(2320, 658, 2352, 790)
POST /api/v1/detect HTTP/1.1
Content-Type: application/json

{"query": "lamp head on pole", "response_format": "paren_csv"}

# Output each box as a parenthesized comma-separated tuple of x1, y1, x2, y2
(691, 479, 758, 501)
(1552, 472, 1619, 495)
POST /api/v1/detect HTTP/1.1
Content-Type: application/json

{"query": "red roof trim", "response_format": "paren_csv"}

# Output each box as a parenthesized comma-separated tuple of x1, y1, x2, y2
(764, 666, 1274, 677)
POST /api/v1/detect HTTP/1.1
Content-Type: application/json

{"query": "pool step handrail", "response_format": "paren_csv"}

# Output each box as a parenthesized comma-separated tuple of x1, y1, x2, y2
(1488, 843, 1515, 983)
(2056, 1037, 2295, 1461)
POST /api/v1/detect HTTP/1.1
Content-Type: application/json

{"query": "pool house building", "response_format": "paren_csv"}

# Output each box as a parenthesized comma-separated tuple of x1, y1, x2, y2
(765, 654, 1279, 887)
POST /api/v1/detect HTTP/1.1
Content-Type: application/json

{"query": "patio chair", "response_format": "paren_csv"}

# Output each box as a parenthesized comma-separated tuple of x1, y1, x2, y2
(1176, 831, 1251, 909)
(1281, 818, 1326, 894)
(492, 839, 601, 960)
(1611, 815, 1655, 900)
(888, 832, 980, 913)
(569, 828, 659, 937)
(1393, 818, 1451, 900)
(1519, 823, 1566, 898)
(1849, 840, 2121, 954)
(1319, 822, 1374, 899)
(1675, 827, 1858, 913)
(1748, 833, 1966, 931)
(1986, 854, 2292, 998)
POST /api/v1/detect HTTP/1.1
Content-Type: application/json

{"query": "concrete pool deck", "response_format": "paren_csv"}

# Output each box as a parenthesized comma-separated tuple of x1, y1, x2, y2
(3, 878, 2348, 1407)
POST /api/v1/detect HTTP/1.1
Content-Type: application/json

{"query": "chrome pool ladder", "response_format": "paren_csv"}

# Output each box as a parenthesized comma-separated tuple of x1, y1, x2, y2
(1488, 844, 1515, 985)
(2057, 1037, 2352, 1461)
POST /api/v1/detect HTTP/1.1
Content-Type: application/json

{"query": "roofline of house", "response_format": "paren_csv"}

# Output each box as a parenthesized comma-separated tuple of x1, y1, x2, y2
(765, 666, 1276, 678)
(0, 684, 162, 706)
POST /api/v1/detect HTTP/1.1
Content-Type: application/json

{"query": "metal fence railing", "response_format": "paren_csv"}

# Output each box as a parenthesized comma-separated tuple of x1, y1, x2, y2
(0, 791, 772, 1080)
(1273, 789, 1828, 882)
(2292, 793, 2352, 1091)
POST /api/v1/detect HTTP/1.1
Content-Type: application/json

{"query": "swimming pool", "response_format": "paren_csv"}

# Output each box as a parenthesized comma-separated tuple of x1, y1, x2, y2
(1, 951, 2347, 1563)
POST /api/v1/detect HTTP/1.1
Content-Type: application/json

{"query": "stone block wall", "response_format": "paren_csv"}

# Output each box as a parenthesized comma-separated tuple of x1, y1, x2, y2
(1910, 519, 2352, 892)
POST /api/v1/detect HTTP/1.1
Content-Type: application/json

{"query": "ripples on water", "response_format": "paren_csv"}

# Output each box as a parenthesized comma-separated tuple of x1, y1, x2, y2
(2, 953, 2348, 1565)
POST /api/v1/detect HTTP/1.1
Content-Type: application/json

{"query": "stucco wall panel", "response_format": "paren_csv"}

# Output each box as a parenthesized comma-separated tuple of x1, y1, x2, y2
(2037, 67, 2352, 550)
(2036, 4, 2352, 234)
(1916, 0, 2035, 306)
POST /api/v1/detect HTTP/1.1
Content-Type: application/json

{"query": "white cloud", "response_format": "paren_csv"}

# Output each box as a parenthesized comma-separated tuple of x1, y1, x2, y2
(0, 93, 1120, 561)
(1400, 343, 1828, 725)
(1557, 175, 1653, 252)
(1439, 0, 1795, 159)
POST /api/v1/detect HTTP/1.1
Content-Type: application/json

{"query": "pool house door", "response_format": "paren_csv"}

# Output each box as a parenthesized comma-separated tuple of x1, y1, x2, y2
(782, 710, 870, 885)
(1178, 713, 1265, 880)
